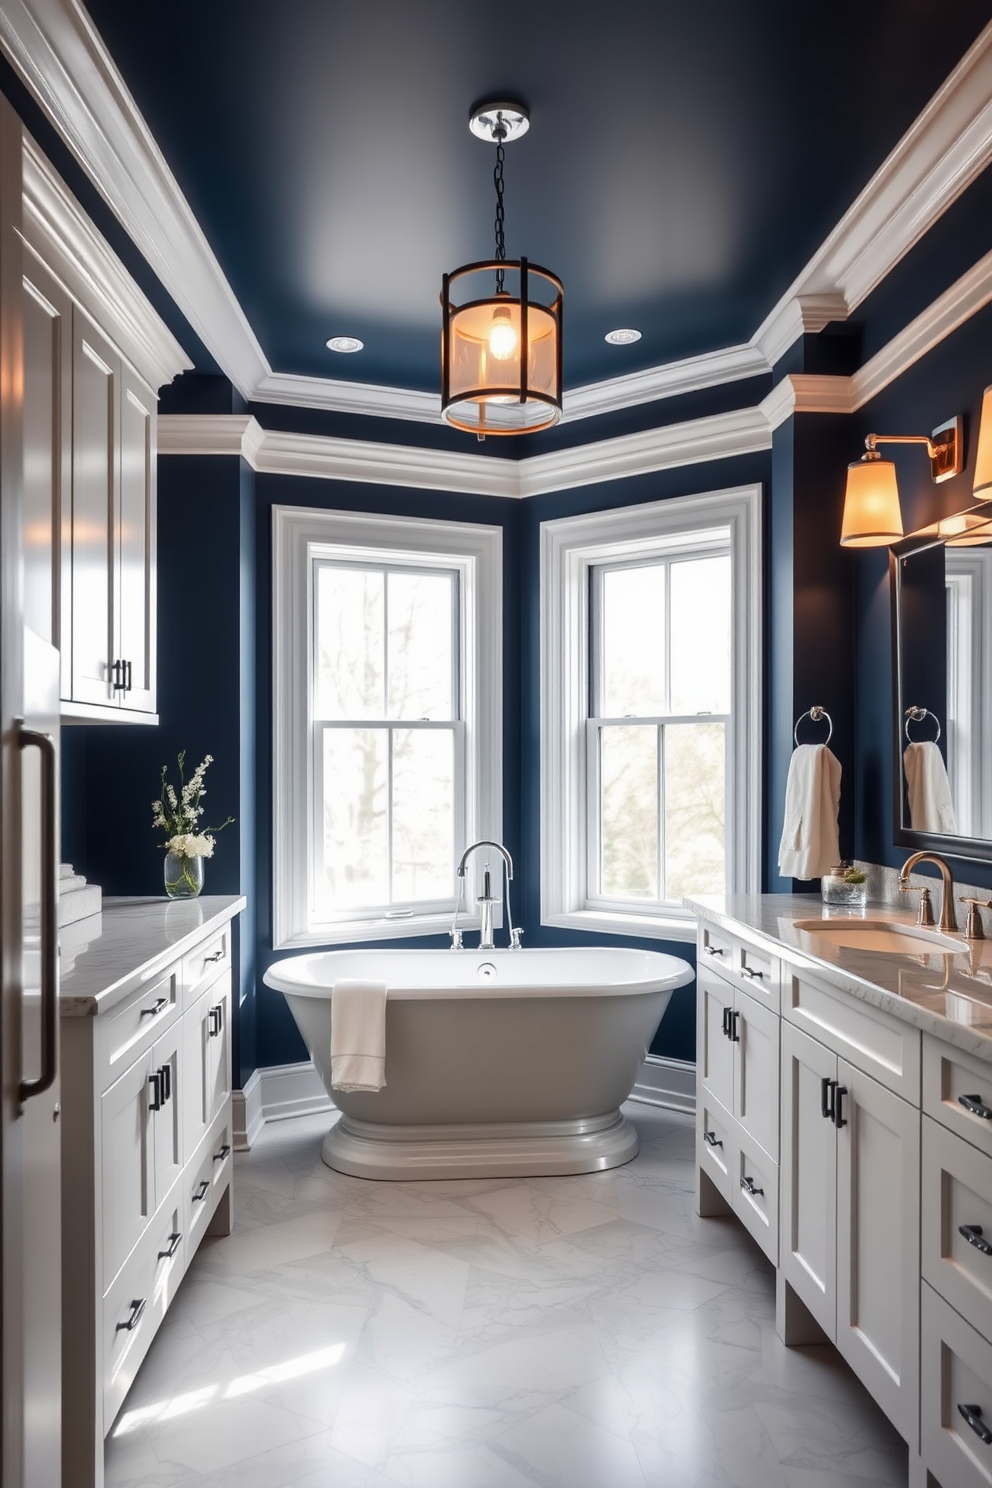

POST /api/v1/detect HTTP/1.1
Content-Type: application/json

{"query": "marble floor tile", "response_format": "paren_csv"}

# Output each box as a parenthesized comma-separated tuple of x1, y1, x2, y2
(105, 1102, 911, 1488)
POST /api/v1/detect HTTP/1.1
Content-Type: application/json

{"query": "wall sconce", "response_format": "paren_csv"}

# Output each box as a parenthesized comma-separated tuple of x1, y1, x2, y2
(840, 416, 963, 547)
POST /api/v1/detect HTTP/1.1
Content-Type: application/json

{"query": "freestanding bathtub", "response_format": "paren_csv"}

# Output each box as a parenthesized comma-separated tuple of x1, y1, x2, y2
(263, 946, 693, 1179)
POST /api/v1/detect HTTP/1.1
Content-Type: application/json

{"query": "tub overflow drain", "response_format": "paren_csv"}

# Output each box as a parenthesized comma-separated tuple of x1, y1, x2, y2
(477, 962, 498, 981)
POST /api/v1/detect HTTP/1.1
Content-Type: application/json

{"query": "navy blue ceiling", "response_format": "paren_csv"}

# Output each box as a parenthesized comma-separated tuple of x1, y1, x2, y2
(84, 0, 992, 394)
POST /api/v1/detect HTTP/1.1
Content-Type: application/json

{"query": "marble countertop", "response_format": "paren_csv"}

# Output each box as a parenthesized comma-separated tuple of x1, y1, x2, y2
(60, 895, 246, 1016)
(685, 892, 992, 1064)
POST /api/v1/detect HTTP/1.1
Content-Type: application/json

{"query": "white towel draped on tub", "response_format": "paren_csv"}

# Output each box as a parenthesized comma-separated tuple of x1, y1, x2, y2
(778, 743, 842, 880)
(330, 980, 387, 1092)
(904, 741, 957, 835)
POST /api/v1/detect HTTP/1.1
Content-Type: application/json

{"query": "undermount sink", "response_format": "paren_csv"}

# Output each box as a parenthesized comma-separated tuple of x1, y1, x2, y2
(791, 918, 968, 956)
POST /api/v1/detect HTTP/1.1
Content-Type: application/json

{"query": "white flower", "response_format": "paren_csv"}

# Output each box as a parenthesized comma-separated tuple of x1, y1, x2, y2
(166, 833, 215, 859)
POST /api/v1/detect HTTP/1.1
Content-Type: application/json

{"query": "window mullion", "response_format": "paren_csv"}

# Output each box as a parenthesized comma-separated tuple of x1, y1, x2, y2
(657, 723, 665, 904)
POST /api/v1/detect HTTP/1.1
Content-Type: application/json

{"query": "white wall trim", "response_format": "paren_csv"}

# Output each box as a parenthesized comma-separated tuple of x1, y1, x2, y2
(629, 1056, 696, 1116)
(233, 1062, 334, 1149)
(160, 406, 773, 500)
(539, 485, 762, 939)
(5, 1, 992, 425)
(21, 134, 190, 389)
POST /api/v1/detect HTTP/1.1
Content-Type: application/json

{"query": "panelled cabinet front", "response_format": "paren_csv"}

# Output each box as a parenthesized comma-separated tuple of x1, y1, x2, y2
(62, 921, 236, 1488)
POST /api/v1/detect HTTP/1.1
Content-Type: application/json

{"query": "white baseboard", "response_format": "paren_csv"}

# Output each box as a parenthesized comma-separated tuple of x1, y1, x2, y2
(233, 1060, 334, 1150)
(234, 1053, 694, 1152)
(629, 1055, 696, 1115)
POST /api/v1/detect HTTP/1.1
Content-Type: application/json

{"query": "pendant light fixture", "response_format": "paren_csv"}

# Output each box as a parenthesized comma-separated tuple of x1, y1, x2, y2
(441, 100, 563, 438)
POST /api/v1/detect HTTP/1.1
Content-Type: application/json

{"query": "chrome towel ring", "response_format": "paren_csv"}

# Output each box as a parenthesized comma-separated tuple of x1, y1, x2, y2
(793, 705, 833, 748)
(905, 705, 941, 743)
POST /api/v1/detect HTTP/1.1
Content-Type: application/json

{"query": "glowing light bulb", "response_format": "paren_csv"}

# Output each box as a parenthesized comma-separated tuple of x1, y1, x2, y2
(488, 305, 517, 360)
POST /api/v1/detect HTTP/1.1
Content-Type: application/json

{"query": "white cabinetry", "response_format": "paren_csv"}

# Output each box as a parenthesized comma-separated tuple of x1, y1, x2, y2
(62, 913, 237, 1488)
(19, 134, 189, 724)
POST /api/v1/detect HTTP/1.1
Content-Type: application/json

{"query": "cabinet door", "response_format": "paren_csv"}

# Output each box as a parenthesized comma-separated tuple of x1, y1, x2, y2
(735, 986, 780, 1161)
(22, 261, 71, 673)
(835, 1059, 920, 1443)
(698, 966, 735, 1112)
(151, 1020, 183, 1205)
(117, 366, 156, 713)
(781, 1020, 837, 1338)
(70, 316, 118, 706)
(100, 1050, 154, 1291)
(204, 977, 232, 1131)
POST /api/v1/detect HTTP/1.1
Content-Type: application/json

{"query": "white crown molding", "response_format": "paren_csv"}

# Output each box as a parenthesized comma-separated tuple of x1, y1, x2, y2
(160, 405, 773, 499)
(254, 370, 441, 424)
(21, 134, 190, 388)
(12, 0, 991, 425)
(760, 374, 855, 430)
(0, 0, 269, 397)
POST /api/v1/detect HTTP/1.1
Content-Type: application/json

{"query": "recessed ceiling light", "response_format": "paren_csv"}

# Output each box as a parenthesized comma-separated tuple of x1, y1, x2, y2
(605, 328, 642, 346)
(326, 335, 364, 353)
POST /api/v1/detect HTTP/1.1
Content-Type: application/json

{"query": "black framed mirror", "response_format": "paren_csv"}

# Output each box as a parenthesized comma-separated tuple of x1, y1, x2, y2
(892, 495, 992, 861)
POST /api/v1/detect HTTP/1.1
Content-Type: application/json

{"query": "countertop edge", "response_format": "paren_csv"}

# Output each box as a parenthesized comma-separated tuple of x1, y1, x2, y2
(61, 895, 247, 1017)
(685, 893, 992, 1065)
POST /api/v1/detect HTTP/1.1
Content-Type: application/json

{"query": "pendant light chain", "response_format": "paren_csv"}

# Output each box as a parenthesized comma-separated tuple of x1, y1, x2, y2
(493, 112, 507, 294)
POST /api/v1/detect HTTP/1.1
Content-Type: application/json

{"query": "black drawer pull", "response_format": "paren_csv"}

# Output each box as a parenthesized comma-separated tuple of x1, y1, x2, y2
(116, 1298, 146, 1332)
(704, 944, 724, 957)
(213, 1143, 231, 1162)
(960, 1224, 992, 1256)
(111, 658, 127, 693)
(821, 1077, 836, 1121)
(703, 1130, 723, 1148)
(140, 997, 168, 1019)
(728, 1009, 741, 1043)
(721, 1006, 731, 1037)
(157, 1063, 172, 1104)
(741, 966, 764, 980)
(204, 949, 225, 964)
(192, 1180, 210, 1203)
(959, 1094, 992, 1121)
(958, 1403, 992, 1445)
(833, 1085, 848, 1129)
(208, 1005, 223, 1037)
(158, 1231, 182, 1260)
(740, 1175, 764, 1197)
(148, 1071, 162, 1112)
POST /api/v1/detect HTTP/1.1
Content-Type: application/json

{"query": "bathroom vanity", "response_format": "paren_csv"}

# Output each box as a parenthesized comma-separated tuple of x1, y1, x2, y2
(688, 892, 992, 1488)
(59, 895, 244, 1488)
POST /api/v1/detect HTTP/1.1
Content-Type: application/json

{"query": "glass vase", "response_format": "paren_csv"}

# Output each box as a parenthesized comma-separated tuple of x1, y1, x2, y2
(164, 851, 204, 900)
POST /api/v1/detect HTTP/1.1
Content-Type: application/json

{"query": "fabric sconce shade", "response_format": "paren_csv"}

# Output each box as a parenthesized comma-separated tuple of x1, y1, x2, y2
(973, 384, 992, 499)
(840, 456, 903, 547)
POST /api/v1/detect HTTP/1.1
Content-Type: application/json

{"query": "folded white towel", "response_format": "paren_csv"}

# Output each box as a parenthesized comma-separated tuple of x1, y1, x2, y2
(904, 741, 957, 835)
(778, 743, 842, 880)
(330, 979, 387, 1092)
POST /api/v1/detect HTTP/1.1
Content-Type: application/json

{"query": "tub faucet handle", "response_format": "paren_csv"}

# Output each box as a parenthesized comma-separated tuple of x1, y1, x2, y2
(450, 927, 464, 950)
(509, 926, 523, 950)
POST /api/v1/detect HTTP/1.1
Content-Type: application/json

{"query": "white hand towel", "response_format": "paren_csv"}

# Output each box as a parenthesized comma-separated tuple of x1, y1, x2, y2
(778, 743, 842, 880)
(330, 980, 387, 1092)
(904, 741, 957, 834)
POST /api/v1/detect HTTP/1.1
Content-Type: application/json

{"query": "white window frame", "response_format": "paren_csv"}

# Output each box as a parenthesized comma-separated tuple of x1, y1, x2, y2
(273, 505, 502, 949)
(540, 485, 762, 942)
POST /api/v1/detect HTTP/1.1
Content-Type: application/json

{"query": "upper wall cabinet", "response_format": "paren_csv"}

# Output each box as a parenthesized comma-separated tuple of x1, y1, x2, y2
(20, 134, 191, 724)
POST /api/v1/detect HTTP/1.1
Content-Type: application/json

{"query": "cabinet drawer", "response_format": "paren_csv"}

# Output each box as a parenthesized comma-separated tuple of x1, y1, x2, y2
(924, 1034, 992, 1161)
(698, 922, 780, 1011)
(103, 1184, 184, 1432)
(697, 1092, 735, 1209)
(183, 924, 232, 1009)
(98, 965, 180, 1086)
(184, 1109, 233, 1258)
(922, 1281, 992, 1487)
(923, 1116, 992, 1345)
(734, 1128, 778, 1266)
(784, 966, 921, 1101)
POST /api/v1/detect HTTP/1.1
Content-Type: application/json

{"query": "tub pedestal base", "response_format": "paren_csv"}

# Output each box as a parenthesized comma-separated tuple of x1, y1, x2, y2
(322, 1109, 639, 1180)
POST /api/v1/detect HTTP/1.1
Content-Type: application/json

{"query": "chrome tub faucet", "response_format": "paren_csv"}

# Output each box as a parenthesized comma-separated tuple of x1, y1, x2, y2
(451, 840, 523, 950)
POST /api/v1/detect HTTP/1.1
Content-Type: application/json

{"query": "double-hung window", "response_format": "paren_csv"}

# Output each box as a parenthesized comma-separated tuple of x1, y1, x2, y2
(273, 507, 501, 948)
(541, 486, 761, 941)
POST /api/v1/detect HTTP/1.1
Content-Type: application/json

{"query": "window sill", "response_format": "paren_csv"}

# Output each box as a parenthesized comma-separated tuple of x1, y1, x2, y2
(274, 912, 482, 951)
(541, 909, 698, 945)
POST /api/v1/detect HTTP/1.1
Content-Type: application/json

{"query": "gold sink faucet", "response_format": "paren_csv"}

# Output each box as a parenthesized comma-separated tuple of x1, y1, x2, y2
(898, 852, 958, 934)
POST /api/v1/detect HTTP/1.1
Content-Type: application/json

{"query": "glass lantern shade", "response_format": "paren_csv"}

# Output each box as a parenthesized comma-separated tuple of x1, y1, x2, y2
(840, 456, 904, 547)
(441, 258, 563, 435)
